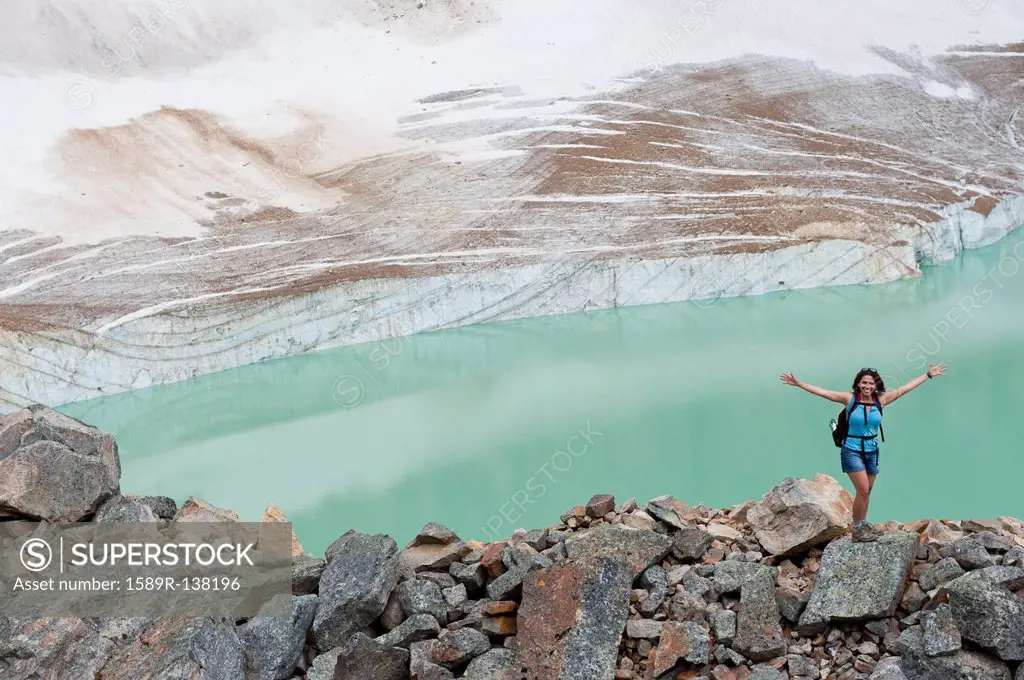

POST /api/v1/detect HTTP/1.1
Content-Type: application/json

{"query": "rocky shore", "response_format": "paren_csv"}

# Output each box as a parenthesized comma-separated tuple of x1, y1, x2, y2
(2, 405, 1023, 680)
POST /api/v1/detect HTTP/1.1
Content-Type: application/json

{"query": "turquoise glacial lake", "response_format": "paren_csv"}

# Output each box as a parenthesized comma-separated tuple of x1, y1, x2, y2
(61, 231, 1024, 555)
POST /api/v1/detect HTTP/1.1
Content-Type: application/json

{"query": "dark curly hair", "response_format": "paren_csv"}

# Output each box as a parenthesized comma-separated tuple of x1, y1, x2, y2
(852, 368, 886, 400)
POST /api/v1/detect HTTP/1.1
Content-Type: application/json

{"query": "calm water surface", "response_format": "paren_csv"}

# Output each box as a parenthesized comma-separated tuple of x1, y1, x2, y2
(62, 231, 1024, 555)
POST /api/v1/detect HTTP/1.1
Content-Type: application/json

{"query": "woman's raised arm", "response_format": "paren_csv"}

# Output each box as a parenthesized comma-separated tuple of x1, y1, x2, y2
(881, 362, 946, 406)
(780, 372, 851, 404)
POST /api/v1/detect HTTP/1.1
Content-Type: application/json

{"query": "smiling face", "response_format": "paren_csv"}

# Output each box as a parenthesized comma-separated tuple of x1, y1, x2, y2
(857, 374, 876, 399)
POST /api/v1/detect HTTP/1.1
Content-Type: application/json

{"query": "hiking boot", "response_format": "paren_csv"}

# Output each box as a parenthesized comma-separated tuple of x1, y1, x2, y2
(852, 521, 883, 542)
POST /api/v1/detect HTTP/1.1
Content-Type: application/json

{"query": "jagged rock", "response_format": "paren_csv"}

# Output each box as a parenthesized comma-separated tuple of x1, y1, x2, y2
(429, 628, 490, 668)
(564, 524, 673, 580)
(443, 583, 468, 608)
(625, 619, 663, 639)
(706, 523, 743, 541)
(518, 555, 631, 680)
(1005, 547, 1024, 567)
(673, 527, 715, 562)
(334, 632, 409, 680)
(868, 657, 908, 680)
(941, 537, 995, 570)
(747, 475, 853, 556)
(776, 581, 809, 623)
(261, 503, 306, 559)
(947, 572, 1024, 661)
(414, 522, 460, 545)
(974, 565, 1024, 591)
(100, 618, 245, 679)
(900, 582, 928, 612)
(639, 565, 668, 615)
(397, 579, 448, 625)
(0, 436, 120, 522)
(485, 549, 550, 600)
(450, 562, 486, 592)
(645, 496, 692, 530)
(174, 496, 240, 522)
(733, 571, 786, 662)
(132, 494, 177, 519)
(93, 494, 158, 522)
(292, 554, 325, 596)
(975, 530, 1015, 553)
(786, 654, 818, 677)
(238, 594, 318, 680)
(586, 494, 615, 518)
(713, 561, 779, 595)
(380, 589, 407, 631)
(922, 603, 960, 657)
(748, 665, 785, 680)
(622, 510, 658, 531)
(918, 557, 965, 591)
(681, 569, 714, 600)
(311, 532, 401, 651)
(712, 608, 736, 645)
(651, 621, 710, 675)
(669, 589, 708, 622)
(416, 660, 456, 680)
(899, 626, 1011, 679)
(303, 646, 343, 680)
(463, 648, 517, 679)
(0, 618, 119, 679)
(798, 532, 918, 634)
(401, 541, 471, 573)
(480, 616, 517, 637)
(375, 613, 440, 648)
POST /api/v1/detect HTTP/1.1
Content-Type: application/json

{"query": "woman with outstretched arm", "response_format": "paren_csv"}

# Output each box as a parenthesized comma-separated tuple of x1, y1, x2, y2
(779, 363, 946, 541)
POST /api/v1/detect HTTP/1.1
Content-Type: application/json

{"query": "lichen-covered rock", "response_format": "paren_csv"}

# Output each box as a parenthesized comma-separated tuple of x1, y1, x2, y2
(672, 527, 714, 562)
(429, 628, 491, 669)
(374, 613, 440, 649)
(651, 621, 710, 675)
(311, 532, 401, 651)
(100, 618, 245, 680)
(898, 626, 1011, 679)
(747, 474, 853, 556)
(0, 618, 120, 680)
(921, 603, 960, 657)
(333, 632, 409, 680)
(517, 555, 631, 680)
(713, 561, 779, 595)
(563, 524, 673, 580)
(238, 594, 318, 680)
(947, 572, 1024, 661)
(639, 564, 668, 615)
(93, 494, 158, 523)
(732, 571, 786, 662)
(397, 579, 449, 625)
(918, 557, 965, 592)
(942, 537, 995, 570)
(463, 648, 517, 679)
(868, 658, 908, 680)
(798, 532, 918, 634)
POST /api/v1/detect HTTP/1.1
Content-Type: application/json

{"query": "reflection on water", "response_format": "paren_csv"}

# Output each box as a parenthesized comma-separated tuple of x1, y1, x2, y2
(62, 231, 1024, 554)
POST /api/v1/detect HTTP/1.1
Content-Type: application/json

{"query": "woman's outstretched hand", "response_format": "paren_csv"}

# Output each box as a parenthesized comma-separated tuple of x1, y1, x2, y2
(780, 372, 799, 387)
(927, 362, 947, 379)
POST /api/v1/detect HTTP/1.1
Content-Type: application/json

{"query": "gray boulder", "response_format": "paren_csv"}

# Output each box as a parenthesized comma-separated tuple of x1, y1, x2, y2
(733, 571, 786, 662)
(292, 554, 326, 596)
(564, 524, 673, 580)
(238, 594, 318, 680)
(100, 618, 245, 679)
(921, 603, 960, 657)
(132, 494, 177, 519)
(651, 621, 710, 675)
(899, 627, 1011, 679)
(918, 557, 965, 592)
(748, 665, 786, 680)
(93, 495, 157, 523)
(396, 579, 448, 625)
(0, 405, 121, 521)
(868, 657, 908, 680)
(333, 632, 409, 680)
(0, 618, 119, 680)
(639, 565, 668, 615)
(672, 527, 714, 561)
(311, 532, 401, 651)
(776, 581, 809, 623)
(713, 560, 779, 595)
(374, 613, 440, 649)
(429, 628, 491, 669)
(518, 555, 631, 680)
(942, 537, 995, 570)
(948, 572, 1024, 661)
(463, 648, 517, 679)
(799, 532, 918, 634)
(747, 474, 853, 556)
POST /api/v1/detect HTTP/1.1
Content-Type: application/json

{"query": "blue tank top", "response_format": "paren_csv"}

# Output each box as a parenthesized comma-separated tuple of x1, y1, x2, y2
(843, 395, 883, 452)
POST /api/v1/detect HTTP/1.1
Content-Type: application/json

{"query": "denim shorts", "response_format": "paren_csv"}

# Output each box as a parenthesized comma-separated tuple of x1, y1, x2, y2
(841, 446, 879, 475)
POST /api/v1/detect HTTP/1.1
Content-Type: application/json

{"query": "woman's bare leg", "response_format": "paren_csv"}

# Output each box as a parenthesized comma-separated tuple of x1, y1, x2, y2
(847, 471, 872, 523)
